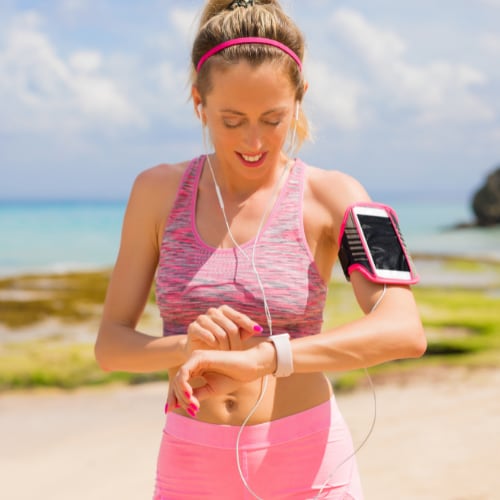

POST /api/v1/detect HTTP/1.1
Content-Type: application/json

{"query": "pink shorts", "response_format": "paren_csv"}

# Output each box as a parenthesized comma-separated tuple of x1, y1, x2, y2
(154, 396, 364, 499)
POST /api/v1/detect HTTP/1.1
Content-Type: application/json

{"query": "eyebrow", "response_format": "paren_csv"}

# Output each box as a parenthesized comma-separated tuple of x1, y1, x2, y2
(219, 107, 287, 116)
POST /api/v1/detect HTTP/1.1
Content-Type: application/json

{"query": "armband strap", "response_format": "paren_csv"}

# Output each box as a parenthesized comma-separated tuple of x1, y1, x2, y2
(267, 333, 294, 377)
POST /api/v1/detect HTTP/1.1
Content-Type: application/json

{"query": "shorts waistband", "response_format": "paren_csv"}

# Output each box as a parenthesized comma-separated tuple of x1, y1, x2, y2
(163, 395, 341, 449)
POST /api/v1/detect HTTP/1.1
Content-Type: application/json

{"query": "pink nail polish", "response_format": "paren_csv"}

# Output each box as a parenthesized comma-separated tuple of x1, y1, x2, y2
(164, 403, 169, 414)
(184, 391, 191, 399)
(187, 407, 197, 418)
(253, 324, 263, 333)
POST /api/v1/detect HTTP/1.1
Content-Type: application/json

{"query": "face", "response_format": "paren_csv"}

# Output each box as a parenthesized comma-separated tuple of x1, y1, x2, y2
(193, 61, 297, 179)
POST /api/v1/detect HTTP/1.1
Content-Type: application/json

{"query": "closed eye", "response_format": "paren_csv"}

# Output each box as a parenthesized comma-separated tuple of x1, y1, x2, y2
(223, 119, 243, 128)
(263, 119, 282, 126)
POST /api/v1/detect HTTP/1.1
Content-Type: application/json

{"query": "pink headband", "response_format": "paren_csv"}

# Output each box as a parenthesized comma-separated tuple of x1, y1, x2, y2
(196, 37, 302, 72)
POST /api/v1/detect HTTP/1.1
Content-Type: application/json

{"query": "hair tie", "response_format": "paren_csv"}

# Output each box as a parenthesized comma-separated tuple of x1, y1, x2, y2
(228, 0, 254, 10)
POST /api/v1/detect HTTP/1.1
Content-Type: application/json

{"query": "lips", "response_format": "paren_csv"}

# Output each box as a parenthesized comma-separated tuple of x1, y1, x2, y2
(237, 152, 267, 168)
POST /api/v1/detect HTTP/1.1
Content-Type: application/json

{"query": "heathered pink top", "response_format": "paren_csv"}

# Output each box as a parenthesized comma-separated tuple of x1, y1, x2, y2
(155, 156, 327, 338)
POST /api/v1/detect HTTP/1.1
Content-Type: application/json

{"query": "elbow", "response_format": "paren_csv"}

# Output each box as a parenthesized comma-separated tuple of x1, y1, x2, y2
(408, 333, 427, 359)
(403, 320, 427, 359)
(94, 334, 115, 373)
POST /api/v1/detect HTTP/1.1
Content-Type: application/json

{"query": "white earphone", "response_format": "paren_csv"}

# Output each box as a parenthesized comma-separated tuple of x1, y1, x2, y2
(196, 104, 203, 122)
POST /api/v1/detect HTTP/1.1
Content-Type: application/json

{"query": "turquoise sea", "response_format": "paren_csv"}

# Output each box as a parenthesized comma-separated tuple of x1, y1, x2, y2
(0, 198, 499, 277)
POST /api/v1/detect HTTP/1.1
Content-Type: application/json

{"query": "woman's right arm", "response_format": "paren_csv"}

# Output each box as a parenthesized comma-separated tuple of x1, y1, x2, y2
(95, 165, 188, 373)
(95, 164, 261, 373)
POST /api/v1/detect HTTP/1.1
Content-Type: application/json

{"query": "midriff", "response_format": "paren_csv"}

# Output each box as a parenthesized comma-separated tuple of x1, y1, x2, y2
(168, 339, 332, 426)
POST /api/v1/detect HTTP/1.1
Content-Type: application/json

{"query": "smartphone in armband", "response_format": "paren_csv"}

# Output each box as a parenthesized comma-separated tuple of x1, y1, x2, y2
(338, 202, 419, 285)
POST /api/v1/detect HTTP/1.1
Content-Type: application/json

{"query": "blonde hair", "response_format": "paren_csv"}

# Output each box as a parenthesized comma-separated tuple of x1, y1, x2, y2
(190, 0, 310, 150)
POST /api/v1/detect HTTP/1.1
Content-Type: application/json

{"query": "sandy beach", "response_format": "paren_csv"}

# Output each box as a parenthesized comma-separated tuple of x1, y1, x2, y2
(1, 366, 499, 500)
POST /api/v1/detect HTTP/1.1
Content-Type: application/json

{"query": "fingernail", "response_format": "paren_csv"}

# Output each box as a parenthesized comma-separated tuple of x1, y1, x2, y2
(187, 407, 198, 418)
(184, 391, 191, 399)
(253, 324, 263, 333)
(188, 403, 198, 412)
(164, 403, 169, 414)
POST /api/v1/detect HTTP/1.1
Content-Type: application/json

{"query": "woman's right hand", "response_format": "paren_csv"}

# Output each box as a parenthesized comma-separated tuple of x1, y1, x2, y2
(185, 304, 263, 354)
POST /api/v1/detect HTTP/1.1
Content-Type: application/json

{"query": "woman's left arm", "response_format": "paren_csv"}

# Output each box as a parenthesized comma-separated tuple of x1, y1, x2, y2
(289, 276, 426, 373)
(288, 167, 426, 372)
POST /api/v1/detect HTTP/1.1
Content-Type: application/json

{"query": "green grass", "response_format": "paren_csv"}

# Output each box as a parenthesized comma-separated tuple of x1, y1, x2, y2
(0, 340, 167, 391)
(0, 271, 111, 327)
(414, 287, 500, 353)
(0, 270, 157, 328)
(0, 264, 499, 392)
(441, 257, 500, 275)
(323, 278, 500, 391)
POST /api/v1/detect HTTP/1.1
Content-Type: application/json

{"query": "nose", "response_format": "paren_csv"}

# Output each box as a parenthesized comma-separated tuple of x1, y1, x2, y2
(243, 124, 263, 151)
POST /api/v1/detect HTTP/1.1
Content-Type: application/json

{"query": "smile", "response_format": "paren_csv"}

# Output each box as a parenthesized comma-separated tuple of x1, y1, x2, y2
(238, 152, 267, 167)
(242, 154, 263, 162)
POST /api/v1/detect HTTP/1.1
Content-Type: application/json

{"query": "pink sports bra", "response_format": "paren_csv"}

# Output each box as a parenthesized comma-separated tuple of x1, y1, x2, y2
(155, 156, 327, 338)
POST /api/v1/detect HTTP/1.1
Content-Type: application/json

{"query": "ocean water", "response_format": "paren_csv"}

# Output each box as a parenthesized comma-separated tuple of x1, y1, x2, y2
(390, 200, 500, 260)
(0, 198, 499, 277)
(0, 200, 126, 276)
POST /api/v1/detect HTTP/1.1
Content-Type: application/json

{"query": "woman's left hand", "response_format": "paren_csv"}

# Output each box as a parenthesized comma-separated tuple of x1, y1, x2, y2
(167, 343, 275, 414)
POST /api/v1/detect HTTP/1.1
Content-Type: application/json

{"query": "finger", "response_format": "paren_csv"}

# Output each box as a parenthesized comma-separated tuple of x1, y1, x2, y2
(192, 373, 242, 401)
(171, 381, 199, 416)
(172, 361, 202, 411)
(208, 310, 242, 350)
(165, 386, 180, 414)
(198, 312, 231, 350)
(219, 305, 264, 339)
(187, 321, 218, 349)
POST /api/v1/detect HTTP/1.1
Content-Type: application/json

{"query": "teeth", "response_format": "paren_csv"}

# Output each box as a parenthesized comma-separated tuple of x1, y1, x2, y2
(242, 153, 263, 162)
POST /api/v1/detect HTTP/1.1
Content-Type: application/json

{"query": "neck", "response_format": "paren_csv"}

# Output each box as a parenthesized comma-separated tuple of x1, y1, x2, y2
(204, 153, 292, 202)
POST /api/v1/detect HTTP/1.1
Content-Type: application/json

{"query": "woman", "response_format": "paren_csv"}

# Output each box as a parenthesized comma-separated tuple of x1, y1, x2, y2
(95, 1, 426, 498)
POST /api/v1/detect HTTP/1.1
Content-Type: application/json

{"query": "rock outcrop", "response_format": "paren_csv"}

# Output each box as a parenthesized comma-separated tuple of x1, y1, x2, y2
(472, 167, 500, 226)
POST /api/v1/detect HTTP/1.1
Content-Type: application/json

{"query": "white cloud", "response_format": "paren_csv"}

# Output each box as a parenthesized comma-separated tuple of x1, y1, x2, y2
(479, 0, 500, 7)
(57, 0, 90, 18)
(170, 6, 199, 41)
(306, 59, 366, 130)
(146, 6, 197, 65)
(480, 33, 500, 55)
(331, 8, 493, 124)
(69, 51, 102, 73)
(0, 11, 145, 134)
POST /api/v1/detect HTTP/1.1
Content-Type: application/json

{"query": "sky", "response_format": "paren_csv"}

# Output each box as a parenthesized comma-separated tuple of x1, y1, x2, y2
(1, 0, 499, 202)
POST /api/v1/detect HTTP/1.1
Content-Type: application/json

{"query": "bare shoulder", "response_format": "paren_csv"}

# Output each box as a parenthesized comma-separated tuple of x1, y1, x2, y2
(305, 164, 371, 237)
(126, 160, 192, 239)
(133, 160, 189, 197)
(306, 165, 370, 209)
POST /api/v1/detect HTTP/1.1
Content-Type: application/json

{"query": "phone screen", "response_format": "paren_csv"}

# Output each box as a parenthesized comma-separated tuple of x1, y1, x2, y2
(357, 214, 410, 272)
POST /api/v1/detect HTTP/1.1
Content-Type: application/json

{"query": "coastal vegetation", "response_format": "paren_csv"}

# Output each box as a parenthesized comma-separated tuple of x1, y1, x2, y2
(0, 257, 499, 392)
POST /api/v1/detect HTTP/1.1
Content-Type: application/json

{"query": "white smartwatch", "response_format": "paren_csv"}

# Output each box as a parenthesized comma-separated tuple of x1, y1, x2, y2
(267, 333, 294, 377)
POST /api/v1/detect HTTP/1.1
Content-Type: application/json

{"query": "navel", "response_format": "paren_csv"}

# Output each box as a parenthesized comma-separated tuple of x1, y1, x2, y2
(224, 397, 237, 413)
